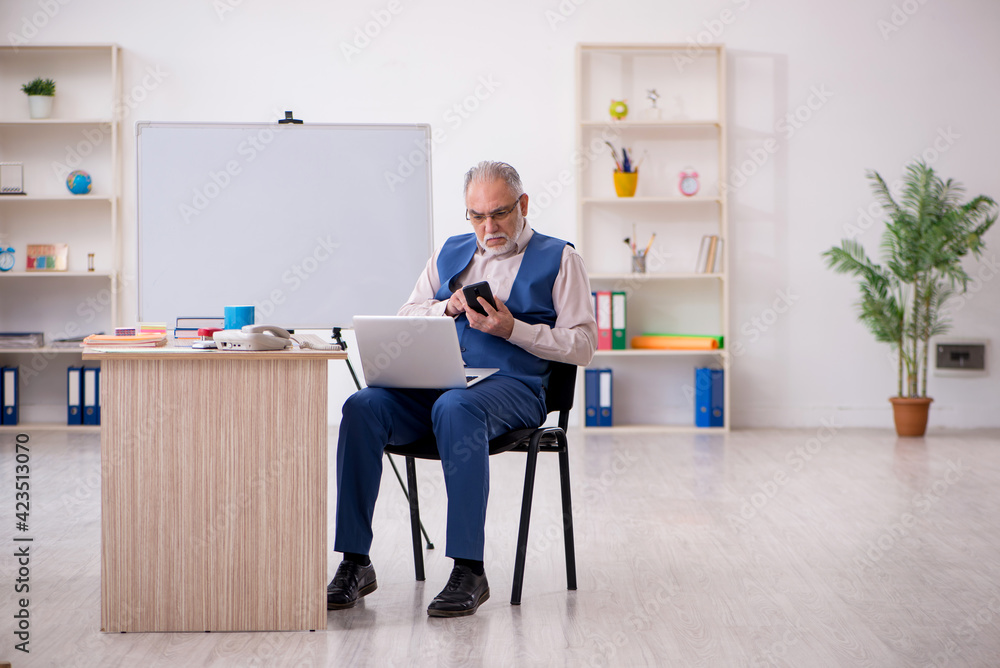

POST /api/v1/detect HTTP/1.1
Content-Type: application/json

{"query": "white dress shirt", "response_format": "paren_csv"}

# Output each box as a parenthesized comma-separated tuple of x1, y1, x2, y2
(398, 223, 597, 367)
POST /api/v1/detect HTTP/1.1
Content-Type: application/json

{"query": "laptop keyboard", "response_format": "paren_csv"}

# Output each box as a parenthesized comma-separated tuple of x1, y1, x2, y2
(466, 375, 476, 382)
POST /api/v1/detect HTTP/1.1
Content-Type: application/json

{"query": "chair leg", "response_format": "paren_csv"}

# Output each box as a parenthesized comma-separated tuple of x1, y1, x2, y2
(405, 456, 425, 581)
(511, 436, 541, 605)
(387, 453, 434, 549)
(558, 440, 577, 591)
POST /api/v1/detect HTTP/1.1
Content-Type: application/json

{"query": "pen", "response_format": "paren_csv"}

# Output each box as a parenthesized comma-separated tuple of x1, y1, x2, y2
(605, 141, 623, 171)
(633, 150, 647, 171)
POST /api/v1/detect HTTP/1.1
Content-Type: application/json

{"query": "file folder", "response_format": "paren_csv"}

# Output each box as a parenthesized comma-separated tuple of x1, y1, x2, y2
(83, 366, 101, 425)
(2, 366, 18, 425)
(67, 366, 83, 425)
(598, 367, 613, 426)
(695, 368, 724, 428)
(611, 291, 626, 350)
(585, 368, 599, 427)
(596, 291, 612, 350)
(710, 368, 724, 426)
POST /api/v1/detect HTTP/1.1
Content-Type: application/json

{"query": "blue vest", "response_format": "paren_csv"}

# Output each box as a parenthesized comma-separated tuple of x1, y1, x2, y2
(434, 231, 568, 398)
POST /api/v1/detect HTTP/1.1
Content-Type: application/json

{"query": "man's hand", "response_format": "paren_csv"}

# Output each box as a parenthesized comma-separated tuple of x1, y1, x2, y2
(444, 288, 469, 317)
(465, 294, 514, 340)
(444, 288, 514, 339)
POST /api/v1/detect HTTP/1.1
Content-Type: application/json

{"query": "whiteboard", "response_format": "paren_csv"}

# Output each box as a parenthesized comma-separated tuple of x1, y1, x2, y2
(137, 122, 432, 328)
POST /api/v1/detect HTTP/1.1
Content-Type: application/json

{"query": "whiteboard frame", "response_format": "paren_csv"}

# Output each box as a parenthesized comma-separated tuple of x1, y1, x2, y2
(135, 120, 434, 329)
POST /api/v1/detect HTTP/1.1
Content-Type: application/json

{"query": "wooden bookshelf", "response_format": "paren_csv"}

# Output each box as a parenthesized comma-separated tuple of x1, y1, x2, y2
(0, 44, 120, 430)
(576, 43, 729, 432)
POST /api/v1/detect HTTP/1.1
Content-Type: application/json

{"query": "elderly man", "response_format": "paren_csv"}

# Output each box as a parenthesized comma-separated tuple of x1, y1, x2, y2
(329, 160, 596, 617)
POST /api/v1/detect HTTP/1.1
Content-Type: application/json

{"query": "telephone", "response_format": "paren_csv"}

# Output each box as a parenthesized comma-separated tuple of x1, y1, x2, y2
(214, 324, 292, 351)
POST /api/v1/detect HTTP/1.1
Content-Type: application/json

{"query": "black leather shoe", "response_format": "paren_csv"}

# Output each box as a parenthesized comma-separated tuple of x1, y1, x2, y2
(327, 560, 377, 610)
(427, 564, 490, 617)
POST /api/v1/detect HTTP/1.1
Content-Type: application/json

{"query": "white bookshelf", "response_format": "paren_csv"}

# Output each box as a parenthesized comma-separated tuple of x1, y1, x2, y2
(576, 43, 729, 432)
(0, 44, 120, 430)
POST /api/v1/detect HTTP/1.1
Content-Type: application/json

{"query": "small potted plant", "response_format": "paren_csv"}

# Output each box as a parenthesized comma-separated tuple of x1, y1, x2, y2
(823, 161, 996, 436)
(21, 77, 56, 119)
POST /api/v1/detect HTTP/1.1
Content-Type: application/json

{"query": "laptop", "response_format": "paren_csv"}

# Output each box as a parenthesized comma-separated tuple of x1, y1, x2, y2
(353, 315, 499, 389)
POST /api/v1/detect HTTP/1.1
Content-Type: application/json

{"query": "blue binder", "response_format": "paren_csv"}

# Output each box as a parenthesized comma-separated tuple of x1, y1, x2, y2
(83, 366, 101, 426)
(695, 368, 724, 428)
(710, 369, 724, 426)
(67, 366, 83, 425)
(2, 366, 18, 425)
(585, 368, 599, 427)
(598, 368, 613, 427)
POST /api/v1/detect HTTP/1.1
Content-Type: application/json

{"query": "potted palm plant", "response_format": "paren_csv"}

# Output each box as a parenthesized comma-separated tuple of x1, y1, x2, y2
(21, 77, 56, 119)
(823, 161, 996, 436)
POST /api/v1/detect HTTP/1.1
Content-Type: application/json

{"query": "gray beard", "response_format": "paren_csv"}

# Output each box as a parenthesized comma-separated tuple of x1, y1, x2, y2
(482, 216, 525, 256)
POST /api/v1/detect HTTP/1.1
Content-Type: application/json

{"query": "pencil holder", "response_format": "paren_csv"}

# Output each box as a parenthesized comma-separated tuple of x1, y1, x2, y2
(631, 253, 647, 274)
(613, 170, 638, 197)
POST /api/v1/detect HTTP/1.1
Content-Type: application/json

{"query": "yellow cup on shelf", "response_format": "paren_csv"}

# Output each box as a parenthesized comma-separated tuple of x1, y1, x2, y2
(613, 170, 638, 197)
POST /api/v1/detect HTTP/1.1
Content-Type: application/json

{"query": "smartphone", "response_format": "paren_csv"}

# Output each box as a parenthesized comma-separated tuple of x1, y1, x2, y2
(462, 281, 497, 316)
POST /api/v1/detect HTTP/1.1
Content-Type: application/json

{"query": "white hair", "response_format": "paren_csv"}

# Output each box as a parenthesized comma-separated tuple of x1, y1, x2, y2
(463, 161, 524, 200)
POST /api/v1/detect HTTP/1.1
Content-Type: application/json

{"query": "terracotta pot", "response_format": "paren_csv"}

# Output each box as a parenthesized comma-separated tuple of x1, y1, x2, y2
(889, 396, 933, 437)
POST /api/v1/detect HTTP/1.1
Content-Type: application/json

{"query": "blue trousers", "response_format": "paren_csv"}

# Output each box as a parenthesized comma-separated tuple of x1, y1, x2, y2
(334, 375, 546, 561)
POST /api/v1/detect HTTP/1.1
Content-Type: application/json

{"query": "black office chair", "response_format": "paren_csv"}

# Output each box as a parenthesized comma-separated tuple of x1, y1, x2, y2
(384, 362, 578, 605)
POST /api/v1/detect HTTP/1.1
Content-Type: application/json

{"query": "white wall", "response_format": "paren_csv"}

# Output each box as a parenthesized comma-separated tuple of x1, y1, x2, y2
(4, 0, 997, 428)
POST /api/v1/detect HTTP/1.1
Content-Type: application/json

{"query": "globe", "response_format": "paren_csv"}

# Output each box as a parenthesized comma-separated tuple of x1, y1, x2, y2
(66, 170, 92, 195)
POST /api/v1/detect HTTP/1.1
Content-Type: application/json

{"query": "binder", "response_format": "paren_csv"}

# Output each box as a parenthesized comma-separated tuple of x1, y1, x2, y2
(598, 368, 613, 426)
(611, 291, 626, 350)
(83, 366, 101, 426)
(596, 291, 612, 350)
(584, 368, 599, 427)
(2, 366, 18, 425)
(710, 368, 724, 426)
(695, 368, 724, 427)
(67, 366, 83, 425)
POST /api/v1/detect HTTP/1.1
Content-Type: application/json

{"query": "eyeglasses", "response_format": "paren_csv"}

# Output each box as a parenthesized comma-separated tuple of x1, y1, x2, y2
(466, 195, 522, 224)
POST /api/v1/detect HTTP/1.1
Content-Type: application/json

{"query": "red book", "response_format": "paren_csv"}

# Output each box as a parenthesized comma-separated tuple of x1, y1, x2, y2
(596, 290, 612, 350)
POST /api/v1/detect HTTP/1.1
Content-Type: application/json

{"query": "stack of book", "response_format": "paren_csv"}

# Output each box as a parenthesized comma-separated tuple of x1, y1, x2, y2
(0, 332, 44, 349)
(82, 333, 167, 347)
(695, 235, 724, 273)
(172, 316, 224, 341)
(50, 334, 101, 349)
(139, 322, 168, 336)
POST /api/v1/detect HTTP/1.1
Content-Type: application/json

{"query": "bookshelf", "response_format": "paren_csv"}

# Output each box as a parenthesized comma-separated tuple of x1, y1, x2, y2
(576, 43, 729, 432)
(0, 44, 121, 430)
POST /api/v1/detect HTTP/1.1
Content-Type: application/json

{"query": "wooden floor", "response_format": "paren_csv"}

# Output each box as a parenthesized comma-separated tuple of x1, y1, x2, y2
(3, 427, 999, 667)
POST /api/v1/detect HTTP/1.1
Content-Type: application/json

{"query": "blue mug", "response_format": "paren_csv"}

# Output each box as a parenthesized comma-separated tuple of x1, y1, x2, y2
(224, 305, 255, 330)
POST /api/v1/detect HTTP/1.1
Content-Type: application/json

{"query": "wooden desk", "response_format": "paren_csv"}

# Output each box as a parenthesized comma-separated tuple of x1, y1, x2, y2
(82, 347, 347, 632)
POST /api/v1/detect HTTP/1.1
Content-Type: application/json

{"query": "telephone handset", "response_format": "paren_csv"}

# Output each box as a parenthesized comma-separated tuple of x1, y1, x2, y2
(245, 324, 291, 339)
(214, 324, 292, 351)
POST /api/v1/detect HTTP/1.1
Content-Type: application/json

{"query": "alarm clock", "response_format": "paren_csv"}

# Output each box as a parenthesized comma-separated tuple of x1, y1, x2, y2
(0, 247, 14, 272)
(609, 99, 629, 121)
(679, 170, 700, 197)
